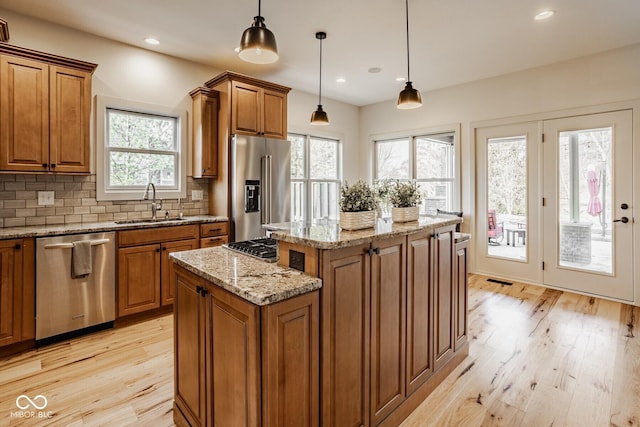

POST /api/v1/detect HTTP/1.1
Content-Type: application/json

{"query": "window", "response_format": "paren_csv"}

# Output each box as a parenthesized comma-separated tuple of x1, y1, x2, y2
(96, 96, 187, 201)
(289, 133, 341, 222)
(374, 131, 457, 215)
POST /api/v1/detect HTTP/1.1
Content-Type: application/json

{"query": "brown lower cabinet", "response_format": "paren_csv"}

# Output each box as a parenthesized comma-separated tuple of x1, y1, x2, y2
(0, 238, 35, 348)
(117, 225, 199, 317)
(173, 265, 319, 427)
(300, 225, 466, 427)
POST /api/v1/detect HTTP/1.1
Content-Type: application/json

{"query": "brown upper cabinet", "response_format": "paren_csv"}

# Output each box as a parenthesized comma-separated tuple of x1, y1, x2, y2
(190, 87, 219, 178)
(0, 44, 96, 173)
(205, 71, 290, 140)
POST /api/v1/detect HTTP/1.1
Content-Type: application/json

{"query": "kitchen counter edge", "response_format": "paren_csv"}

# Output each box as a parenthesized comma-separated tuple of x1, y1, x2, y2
(0, 215, 228, 239)
(170, 246, 322, 306)
(269, 216, 464, 249)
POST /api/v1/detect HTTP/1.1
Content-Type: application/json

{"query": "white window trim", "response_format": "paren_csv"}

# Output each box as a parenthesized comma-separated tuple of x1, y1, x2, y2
(96, 95, 187, 201)
(371, 123, 461, 211)
(289, 132, 342, 222)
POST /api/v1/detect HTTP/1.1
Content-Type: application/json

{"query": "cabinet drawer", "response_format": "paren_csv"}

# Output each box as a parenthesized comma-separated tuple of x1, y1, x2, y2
(200, 236, 228, 248)
(118, 225, 199, 247)
(201, 222, 228, 237)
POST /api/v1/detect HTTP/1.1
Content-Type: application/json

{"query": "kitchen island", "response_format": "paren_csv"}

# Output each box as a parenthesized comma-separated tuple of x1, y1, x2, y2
(171, 215, 468, 427)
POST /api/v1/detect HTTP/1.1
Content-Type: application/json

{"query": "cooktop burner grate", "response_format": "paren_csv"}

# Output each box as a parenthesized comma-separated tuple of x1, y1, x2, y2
(225, 238, 277, 262)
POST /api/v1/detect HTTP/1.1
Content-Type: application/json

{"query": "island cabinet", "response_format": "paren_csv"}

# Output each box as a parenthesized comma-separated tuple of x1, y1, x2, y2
(278, 223, 466, 427)
(0, 45, 96, 173)
(454, 237, 469, 351)
(173, 264, 319, 427)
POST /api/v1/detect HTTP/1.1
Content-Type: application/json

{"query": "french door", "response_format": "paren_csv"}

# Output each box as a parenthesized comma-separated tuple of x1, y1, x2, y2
(542, 110, 633, 301)
(476, 110, 634, 302)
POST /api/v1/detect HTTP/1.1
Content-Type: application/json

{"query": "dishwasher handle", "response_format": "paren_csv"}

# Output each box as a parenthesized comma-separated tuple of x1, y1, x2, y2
(44, 238, 110, 250)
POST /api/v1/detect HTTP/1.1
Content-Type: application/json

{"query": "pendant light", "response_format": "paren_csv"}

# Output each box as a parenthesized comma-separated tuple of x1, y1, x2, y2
(397, 0, 422, 109)
(238, 0, 278, 64)
(310, 31, 329, 125)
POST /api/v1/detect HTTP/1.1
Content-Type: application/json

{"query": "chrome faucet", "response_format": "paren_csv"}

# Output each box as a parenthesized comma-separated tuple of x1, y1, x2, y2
(143, 182, 163, 220)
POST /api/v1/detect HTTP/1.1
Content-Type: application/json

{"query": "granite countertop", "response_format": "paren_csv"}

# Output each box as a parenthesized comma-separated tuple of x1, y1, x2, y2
(0, 215, 228, 239)
(268, 215, 464, 249)
(170, 246, 322, 306)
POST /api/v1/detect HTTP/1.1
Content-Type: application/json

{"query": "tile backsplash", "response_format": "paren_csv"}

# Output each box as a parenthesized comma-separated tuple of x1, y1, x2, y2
(0, 174, 210, 228)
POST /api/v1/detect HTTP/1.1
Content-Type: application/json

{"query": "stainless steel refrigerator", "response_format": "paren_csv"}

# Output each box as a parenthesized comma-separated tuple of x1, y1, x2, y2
(231, 135, 291, 241)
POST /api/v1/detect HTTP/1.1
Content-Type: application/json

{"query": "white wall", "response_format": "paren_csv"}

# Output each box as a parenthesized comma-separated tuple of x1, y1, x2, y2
(0, 8, 361, 180)
(360, 43, 640, 217)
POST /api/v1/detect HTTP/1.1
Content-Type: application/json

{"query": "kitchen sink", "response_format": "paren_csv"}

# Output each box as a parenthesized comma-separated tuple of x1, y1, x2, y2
(115, 217, 187, 224)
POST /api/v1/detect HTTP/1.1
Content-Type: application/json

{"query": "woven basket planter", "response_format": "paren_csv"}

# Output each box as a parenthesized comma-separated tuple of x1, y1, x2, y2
(391, 206, 419, 223)
(339, 210, 376, 231)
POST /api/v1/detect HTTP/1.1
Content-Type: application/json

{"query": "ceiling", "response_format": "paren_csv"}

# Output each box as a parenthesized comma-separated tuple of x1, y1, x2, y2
(2, 0, 640, 106)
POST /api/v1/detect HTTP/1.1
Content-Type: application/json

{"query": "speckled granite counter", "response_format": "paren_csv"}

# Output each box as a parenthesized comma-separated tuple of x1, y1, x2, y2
(170, 246, 322, 305)
(268, 215, 463, 249)
(0, 215, 227, 239)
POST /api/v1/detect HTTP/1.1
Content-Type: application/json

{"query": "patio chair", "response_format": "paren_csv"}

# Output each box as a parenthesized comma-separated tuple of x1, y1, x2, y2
(488, 209, 504, 245)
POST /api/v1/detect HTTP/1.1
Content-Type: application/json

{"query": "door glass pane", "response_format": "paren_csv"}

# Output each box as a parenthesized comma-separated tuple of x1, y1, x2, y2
(487, 136, 527, 261)
(557, 127, 612, 273)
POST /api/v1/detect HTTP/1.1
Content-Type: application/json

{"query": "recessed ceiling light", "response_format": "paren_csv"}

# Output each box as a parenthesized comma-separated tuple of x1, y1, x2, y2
(395, 77, 406, 82)
(144, 37, 160, 45)
(534, 10, 555, 20)
(336, 77, 346, 83)
(368, 67, 382, 74)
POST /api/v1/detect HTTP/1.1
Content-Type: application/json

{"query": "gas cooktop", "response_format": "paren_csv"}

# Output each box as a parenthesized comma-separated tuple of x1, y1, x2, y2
(225, 238, 278, 262)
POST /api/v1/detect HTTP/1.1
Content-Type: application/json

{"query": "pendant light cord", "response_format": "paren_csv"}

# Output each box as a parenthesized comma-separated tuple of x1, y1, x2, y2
(318, 37, 323, 105)
(405, 0, 411, 82)
(258, 0, 261, 16)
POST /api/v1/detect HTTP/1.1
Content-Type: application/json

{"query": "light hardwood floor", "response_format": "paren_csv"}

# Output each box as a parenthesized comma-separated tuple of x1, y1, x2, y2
(1, 274, 638, 426)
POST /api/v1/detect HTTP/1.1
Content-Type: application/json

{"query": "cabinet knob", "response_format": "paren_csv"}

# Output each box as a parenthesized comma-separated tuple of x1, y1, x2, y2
(51, 164, 56, 169)
(14, 243, 21, 250)
(42, 163, 48, 168)
(156, 248, 161, 252)
(162, 247, 167, 251)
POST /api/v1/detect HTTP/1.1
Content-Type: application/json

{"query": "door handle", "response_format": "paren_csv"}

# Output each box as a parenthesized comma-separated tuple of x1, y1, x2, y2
(613, 217, 629, 223)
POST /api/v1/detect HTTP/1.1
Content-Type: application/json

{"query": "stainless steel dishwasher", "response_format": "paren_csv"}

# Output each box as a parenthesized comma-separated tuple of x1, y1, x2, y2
(36, 232, 116, 345)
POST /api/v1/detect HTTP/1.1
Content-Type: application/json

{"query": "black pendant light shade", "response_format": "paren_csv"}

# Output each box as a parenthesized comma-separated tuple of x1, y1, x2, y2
(397, 81, 422, 109)
(311, 105, 329, 125)
(311, 31, 329, 125)
(397, 0, 422, 109)
(239, 0, 278, 64)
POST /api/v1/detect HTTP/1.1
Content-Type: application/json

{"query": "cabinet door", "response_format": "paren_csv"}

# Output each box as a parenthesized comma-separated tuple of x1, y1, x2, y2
(210, 285, 261, 427)
(262, 291, 319, 427)
(0, 55, 49, 172)
(0, 240, 22, 347)
(161, 239, 199, 306)
(231, 81, 261, 135)
(174, 266, 207, 427)
(118, 244, 161, 316)
(454, 239, 469, 351)
(192, 90, 218, 178)
(321, 243, 370, 427)
(261, 88, 287, 139)
(406, 231, 435, 395)
(49, 66, 91, 173)
(433, 227, 455, 371)
(370, 236, 406, 424)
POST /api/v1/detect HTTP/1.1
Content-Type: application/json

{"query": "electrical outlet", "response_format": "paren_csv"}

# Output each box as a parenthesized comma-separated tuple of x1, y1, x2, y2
(191, 190, 203, 201)
(38, 191, 55, 206)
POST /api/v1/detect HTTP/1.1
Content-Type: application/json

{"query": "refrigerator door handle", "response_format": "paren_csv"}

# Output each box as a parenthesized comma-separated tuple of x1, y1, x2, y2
(264, 155, 272, 224)
(261, 155, 272, 225)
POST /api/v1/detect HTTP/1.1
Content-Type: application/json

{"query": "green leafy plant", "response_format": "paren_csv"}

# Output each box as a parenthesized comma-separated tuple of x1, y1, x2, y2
(340, 180, 379, 212)
(389, 181, 423, 208)
(374, 179, 394, 205)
